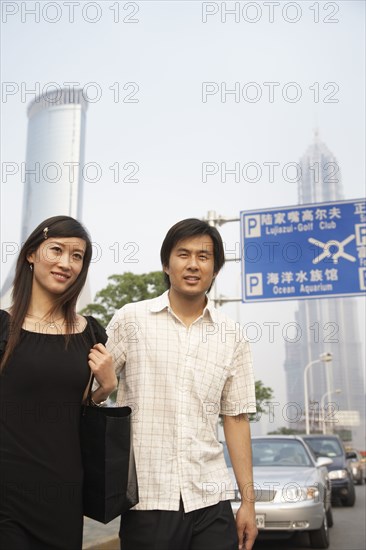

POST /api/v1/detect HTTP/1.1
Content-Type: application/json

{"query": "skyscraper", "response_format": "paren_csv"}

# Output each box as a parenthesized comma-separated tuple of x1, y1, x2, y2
(283, 132, 365, 447)
(1, 88, 89, 304)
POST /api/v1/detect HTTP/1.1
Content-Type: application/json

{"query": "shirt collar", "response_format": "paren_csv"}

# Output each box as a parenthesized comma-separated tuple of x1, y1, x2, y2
(203, 295, 218, 322)
(149, 290, 171, 313)
(150, 290, 218, 322)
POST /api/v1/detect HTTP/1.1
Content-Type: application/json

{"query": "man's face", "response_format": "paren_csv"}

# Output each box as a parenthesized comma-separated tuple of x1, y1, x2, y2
(164, 235, 216, 299)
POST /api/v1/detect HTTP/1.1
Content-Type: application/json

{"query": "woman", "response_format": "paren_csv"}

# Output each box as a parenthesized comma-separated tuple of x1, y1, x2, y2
(0, 216, 117, 549)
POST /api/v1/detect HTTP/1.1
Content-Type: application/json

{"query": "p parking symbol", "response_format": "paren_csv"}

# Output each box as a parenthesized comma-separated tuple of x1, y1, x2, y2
(355, 224, 366, 246)
(245, 215, 261, 238)
(246, 273, 263, 297)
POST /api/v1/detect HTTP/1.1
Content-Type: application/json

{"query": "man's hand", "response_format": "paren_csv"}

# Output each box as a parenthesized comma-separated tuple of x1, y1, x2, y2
(236, 503, 258, 550)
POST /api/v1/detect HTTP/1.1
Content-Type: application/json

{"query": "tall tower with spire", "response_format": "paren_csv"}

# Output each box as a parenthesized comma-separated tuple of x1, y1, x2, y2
(283, 132, 365, 447)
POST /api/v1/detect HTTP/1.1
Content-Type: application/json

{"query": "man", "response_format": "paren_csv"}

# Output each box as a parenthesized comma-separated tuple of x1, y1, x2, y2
(106, 218, 257, 550)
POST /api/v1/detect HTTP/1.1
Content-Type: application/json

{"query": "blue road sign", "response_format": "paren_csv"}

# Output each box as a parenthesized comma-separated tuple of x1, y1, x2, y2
(240, 199, 366, 302)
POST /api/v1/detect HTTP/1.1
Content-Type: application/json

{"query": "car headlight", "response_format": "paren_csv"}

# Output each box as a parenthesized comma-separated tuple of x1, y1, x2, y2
(328, 469, 348, 480)
(280, 486, 320, 502)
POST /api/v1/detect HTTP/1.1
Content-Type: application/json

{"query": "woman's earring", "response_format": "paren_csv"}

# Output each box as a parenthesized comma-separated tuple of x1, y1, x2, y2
(29, 263, 33, 271)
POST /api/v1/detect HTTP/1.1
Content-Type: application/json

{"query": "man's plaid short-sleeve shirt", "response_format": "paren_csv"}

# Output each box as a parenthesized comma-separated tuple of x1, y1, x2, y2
(106, 291, 256, 512)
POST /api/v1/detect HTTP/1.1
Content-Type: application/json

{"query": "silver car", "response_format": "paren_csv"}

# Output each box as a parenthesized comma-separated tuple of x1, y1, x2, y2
(223, 435, 333, 549)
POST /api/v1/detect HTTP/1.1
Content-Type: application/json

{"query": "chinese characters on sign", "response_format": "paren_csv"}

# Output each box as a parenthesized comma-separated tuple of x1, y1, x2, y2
(240, 199, 366, 302)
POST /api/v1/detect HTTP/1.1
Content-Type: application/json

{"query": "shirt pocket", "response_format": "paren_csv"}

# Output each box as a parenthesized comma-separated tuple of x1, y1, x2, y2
(185, 354, 232, 402)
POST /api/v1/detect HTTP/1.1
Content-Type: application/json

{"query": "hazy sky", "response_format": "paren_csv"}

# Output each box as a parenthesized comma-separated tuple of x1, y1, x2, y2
(1, 1, 365, 430)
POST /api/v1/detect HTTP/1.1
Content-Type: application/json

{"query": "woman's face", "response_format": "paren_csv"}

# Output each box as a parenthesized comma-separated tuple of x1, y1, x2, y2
(27, 237, 86, 297)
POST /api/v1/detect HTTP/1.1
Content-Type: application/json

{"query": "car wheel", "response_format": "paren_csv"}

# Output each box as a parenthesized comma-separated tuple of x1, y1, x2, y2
(357, 474, 364, 486)
(341, 482, 356, 506)
(326, 506, 334, 528)
(309, 511, 329, 549)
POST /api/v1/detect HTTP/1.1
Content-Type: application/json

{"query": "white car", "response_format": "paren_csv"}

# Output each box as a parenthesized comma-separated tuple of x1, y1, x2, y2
(223, 435, 333, 549)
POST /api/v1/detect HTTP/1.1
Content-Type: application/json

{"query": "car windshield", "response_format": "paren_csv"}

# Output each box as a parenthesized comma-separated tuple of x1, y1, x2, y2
(223, 440, 313, 468)
(251, 440, 313, 467)
(304, 437, 343, 458)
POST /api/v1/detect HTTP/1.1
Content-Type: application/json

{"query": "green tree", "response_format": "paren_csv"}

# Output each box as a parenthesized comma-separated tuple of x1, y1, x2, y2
(247, 380, 275, 422)
(254, 380, 274, 414)
(81, 271, 166, 326)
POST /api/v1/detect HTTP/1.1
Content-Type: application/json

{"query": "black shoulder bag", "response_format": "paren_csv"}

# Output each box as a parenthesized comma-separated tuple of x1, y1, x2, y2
(80, 318, 139, 523)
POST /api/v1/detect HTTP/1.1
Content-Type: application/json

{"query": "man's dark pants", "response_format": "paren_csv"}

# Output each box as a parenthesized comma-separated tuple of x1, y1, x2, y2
(120, 499, 238, 550)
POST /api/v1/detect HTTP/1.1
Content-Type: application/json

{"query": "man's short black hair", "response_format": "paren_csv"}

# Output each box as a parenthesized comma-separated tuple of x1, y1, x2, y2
(160, 218, 225, 289)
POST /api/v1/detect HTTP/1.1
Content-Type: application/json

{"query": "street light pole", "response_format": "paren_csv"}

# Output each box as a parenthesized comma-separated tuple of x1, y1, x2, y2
(304, 352, 333, 434)
(321, 388, 341, 434)
(205, 210, 241, 308)
(304, 359, 320, 435)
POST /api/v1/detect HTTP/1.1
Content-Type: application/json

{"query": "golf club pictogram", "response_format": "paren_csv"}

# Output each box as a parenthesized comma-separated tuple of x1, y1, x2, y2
(308, 234, 356, 264)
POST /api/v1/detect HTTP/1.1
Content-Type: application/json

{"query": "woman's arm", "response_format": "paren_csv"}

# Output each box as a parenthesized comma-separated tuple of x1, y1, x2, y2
(83, 343, 117, 404)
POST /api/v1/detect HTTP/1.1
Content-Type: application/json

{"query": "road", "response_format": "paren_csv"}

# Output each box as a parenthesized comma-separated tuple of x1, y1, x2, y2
(82, 485, 366, 550)
(82, 516, 119, 549)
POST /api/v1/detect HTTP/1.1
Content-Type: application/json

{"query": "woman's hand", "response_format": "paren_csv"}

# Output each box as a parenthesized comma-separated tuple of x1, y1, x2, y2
(88, 343, 117, 400)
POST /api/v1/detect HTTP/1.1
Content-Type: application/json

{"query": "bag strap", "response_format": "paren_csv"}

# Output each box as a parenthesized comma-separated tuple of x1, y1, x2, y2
(85, 316, 97, 405)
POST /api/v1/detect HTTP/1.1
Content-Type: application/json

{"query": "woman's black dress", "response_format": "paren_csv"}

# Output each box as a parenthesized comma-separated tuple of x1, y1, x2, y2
(0, 311, 106, 549)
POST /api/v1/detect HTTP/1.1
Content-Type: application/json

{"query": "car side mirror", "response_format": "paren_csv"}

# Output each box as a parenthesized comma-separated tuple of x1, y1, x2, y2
(316, 457, 333, 467)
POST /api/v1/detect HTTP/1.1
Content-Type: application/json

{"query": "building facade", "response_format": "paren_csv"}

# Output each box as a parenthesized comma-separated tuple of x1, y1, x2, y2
(1, 88, 89, 304)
